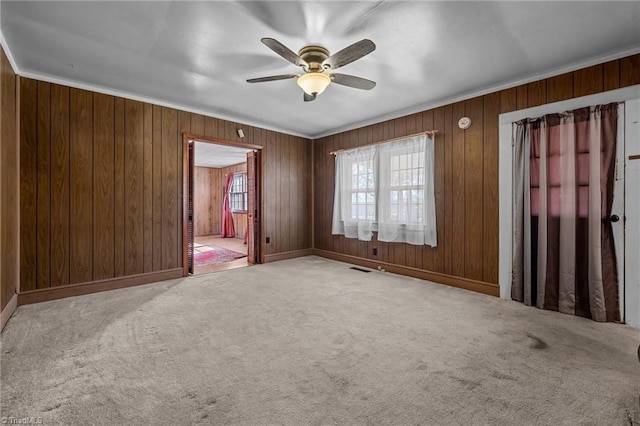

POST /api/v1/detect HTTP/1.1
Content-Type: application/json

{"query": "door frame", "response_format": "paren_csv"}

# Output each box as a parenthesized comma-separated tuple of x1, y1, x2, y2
(497, 85, 640, 322)
(181, 133, 265, 276)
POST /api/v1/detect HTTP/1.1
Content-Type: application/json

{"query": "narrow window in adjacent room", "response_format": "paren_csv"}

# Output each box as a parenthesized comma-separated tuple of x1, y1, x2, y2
(230, 172, 247, 213)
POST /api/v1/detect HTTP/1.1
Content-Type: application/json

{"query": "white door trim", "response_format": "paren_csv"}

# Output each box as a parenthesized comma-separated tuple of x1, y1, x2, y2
(498, 85, 640, 322)
(624, 98, 640, 326)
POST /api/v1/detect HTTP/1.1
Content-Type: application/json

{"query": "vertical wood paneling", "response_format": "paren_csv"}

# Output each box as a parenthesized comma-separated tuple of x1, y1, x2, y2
(482, 92, 500, 284)
(93, 93, 115, 280)
(603, 60, 620, 91)
(442, 104, 453, 275)
(124, 100, 144, 275)
(516, 85, 528, 110)
(546, 73, 573, 104)
(50, 84, 70, 286)
(194, 167, 210, 237)
(114, 98, 125, 277)
(527, 80, 546, 108)
(142, 103, 153, 272)
(620, 54, 640, 87)
(20, 79, 37, 291)
(204, 116, 217, 139)
(463, 97, 484, 281)
(500, 87, 517, 114)
(432, 108, 445, 273)
(161, 107, 178, 269)
(36, 82, 51, 289)
(191, 114, 204, 136)
(451, 102, 465, 277)
(19, 78, 313, 295)
(1, 47, 18, 309)
(266, 130, 277, 255)
(69, 89, 93, 284)
(573, 64, 603, 98)
(152, 105, 162, 271)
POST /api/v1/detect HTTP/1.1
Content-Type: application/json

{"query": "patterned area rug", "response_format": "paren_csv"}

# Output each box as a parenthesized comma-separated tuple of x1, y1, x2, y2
(194, 243, 247, 266)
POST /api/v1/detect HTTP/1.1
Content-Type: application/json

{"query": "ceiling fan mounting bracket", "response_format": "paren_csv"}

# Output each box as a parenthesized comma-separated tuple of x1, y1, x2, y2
(298, 45, 330, 72)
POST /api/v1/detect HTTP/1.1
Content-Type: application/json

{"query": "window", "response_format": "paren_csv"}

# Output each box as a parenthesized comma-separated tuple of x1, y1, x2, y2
(383, 150, 425, 224)
(229, 172, 247, 212)
(350, 159, 376, 221)
(332, 134, 437, 246)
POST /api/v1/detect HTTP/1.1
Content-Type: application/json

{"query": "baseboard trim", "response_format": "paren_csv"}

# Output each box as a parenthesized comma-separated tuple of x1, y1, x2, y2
(313, 249, 499, 297)
(1, 293, 18, 331)
(17, 269, 184, 306)
(264, 249, 314, 263)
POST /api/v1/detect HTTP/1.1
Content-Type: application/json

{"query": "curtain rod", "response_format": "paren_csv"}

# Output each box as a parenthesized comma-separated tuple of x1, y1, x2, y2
(328, 130, 438, 155)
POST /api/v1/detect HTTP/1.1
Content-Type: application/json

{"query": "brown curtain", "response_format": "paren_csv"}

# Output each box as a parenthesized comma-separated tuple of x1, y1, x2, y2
(512, 103, 619, 322)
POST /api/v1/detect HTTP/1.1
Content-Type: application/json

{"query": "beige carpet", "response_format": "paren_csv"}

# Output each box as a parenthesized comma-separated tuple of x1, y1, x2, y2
(1, 256, 639, 425)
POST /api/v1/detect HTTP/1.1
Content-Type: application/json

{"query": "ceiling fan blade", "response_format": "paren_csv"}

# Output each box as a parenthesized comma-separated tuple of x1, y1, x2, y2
(323, 39, 376, 70)
(261, 38, 308, 67)
(304, 92, 316, 102)
(246, 74, 299, 83)
(331, 73, 376, 90)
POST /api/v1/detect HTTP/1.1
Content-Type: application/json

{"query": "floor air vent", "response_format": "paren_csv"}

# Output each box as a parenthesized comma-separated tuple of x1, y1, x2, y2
(350, 267, 371, 273)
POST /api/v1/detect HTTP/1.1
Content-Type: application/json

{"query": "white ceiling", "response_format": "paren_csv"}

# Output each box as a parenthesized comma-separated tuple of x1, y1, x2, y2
(1, 1, 639, 138)
(194, 141, 251, 169)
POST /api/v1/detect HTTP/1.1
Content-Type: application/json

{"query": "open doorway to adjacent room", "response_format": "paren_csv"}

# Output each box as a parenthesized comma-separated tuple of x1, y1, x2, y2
(182, 134, 264, 276)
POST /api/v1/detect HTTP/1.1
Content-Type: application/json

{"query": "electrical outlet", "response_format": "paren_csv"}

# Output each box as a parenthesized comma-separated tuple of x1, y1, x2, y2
(266, 236, 270, 244)
(373, 248, 378, 255)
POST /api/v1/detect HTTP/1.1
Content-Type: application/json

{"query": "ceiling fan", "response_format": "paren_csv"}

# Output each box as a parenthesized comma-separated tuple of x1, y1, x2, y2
(247, 38, 376, 102)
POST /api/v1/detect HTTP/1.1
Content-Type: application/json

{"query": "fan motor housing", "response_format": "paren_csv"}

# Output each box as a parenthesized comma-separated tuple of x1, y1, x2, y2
(298, 45, 330, 71)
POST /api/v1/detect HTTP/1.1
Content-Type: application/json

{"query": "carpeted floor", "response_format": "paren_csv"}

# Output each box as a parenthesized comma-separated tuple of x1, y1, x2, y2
(1, 256, 638, 425)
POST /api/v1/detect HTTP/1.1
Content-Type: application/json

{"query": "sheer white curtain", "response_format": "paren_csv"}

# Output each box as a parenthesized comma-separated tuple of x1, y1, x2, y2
(332, 145, 377, 241)
(378, 135, 437, 246)
(331, 134, 437, 247)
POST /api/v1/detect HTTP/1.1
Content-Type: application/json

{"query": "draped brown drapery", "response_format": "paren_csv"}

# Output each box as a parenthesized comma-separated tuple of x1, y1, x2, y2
(512, 103, 619, 322)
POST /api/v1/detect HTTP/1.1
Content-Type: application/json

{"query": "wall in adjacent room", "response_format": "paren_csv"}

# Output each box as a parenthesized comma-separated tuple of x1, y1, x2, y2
(194, 166, 222, 237)
(313, 54, 640, 295)
(18, 78, 313, 294)
(1, 45, 19, 326)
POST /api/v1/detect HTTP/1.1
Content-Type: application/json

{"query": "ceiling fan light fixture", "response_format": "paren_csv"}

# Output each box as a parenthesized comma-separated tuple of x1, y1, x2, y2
(297, 72, 331, 96)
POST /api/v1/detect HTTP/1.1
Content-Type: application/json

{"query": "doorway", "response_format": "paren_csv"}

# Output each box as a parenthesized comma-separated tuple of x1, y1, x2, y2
(182, 134, 264, 276)
(498, 87, 640, 326)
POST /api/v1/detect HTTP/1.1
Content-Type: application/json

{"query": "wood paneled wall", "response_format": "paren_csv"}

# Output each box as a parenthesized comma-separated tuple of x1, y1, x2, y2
(1, 46, 18, 312)
(19, 79, 312, 291)
(194, 166, 222, 237)
(314, 54, 640, 286)
(220, 162, 248, 239)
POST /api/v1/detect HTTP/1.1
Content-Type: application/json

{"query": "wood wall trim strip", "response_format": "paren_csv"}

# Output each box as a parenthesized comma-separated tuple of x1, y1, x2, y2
(0, 293, 17, 332)
(313, 249, 499, 297)
(264, 248, 314, 263)
(184, 133, 263, 150)
(17, 268, 183, 306)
